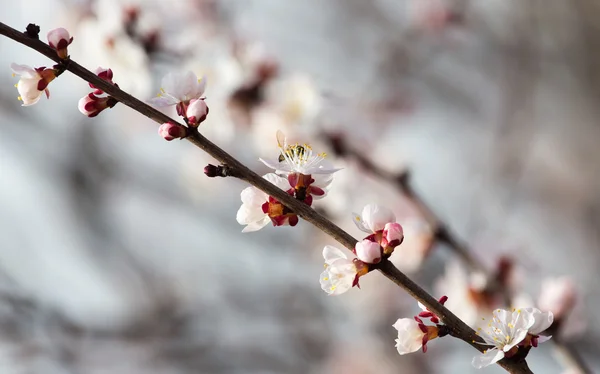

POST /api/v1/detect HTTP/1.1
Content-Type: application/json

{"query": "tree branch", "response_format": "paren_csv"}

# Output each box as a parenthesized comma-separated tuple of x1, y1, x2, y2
(0, 20, 534, 373)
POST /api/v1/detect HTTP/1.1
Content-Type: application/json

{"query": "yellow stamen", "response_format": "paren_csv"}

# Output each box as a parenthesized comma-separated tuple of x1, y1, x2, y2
(323, 277, 329, 281)
(17, 96, 22, 101)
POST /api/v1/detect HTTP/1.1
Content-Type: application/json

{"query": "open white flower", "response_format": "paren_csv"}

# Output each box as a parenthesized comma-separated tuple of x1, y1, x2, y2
(148, 71, 207, 107)
(10, 63, 56, 106)
(319, 246, 358, 296)
(260, 130, 340, 176)
(472, 308, 535, 368)
(352, 204, 396, 233)
(236, 173, 291, 232)
(393, 318, 427, 355)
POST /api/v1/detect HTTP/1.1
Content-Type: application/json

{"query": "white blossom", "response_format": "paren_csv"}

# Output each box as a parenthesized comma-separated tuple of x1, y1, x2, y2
(260, 130, 340, 176)
(10, 64, 55, 106)
(319, 246, 357, 296)
(236, 173, 290, 232)
(148, 71, 207, 107)
(393, 318, 427, 355)
(352, 204, 396, 233)
(471, 308, 535, 368)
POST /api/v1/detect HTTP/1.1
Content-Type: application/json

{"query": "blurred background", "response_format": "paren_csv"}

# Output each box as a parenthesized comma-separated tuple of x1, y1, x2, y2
(1, 0, 599, 373)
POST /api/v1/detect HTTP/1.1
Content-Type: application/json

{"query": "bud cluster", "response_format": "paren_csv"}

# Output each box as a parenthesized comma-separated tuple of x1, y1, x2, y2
(78, 67, 119, 118)
(148, 71, 209, 141)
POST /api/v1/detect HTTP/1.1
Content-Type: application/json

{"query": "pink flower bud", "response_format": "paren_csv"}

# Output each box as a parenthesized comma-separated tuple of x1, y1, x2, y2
(158, 122, 187, 141)
(78, 93, 116, 117)
(355, 239, 382, 264)
(47, 28, 73, 59)
(382, 222, 404, 248)
(89, 67, 115, 94)
(185, 98, 208, 126)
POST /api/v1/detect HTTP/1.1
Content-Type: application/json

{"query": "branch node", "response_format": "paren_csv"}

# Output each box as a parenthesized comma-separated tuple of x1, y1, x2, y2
(24, 24, 40, 39)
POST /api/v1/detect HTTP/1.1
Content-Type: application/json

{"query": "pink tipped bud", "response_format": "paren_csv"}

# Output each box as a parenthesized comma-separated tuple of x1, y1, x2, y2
(382, 222, 404, 248)
(158, 122, 187, 141)
(78, 93, 116, 117)
(47, 28, 73, 59)
(355, 239, 382, 264)
(89, 67, 115, 94)
(185, 98, 209, 126)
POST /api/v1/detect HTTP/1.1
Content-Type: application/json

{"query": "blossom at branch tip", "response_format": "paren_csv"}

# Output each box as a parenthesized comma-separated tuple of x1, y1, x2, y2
(158, 122, 187, 141)
(393, 317, 439, 355)
(10, 63, 57, 106)
(382, 222, 404, 248)
(148, 71, 207, 116)
(47, 27, 73, 59)
(78, 93, 116, 117)
(186, 98, 209, 126)
(354, 239, 382, 264)
(352, 204, 396, 233)
(471, 308, 552, 369)
(236, 173, 297, 232)
(320, 245, 366, 296)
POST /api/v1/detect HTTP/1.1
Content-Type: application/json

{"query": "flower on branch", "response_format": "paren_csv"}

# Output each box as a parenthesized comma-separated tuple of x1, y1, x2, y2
(78, 93, 117, 117)
(78, 67, 119, 117)
(260, 130, 340, 206)
(236, 173, 298, 232)
(471, 308, 553, 369)
(186, 98, 209, 126)
(354, 239, 382, 264)
(89, 67, 115, 94)
(148, 71, 207, 116)
(10, 63, 57, 106)
(319, 245, 367, 296)
(47, 27, 73, 59)
(393, 317, 441, 355)
(158, 122, 187, 141)
(352, 204, 404, 255)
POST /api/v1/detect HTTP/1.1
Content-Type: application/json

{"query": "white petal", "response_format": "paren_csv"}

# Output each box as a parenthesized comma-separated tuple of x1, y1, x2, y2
(361, 204, 396, 232)
(240, 186, 267, 206)
(147, 95, 179, 107)
(525, 308, 554, 335)
(536, 335, 552, 344)
(351, 212, 371, 233)
(322, 245, 347, 264)
(263, 173, 290, 190)
(10, 63, 37, 78)
(417, 301, 427, 311)
(191, 75, 207, 98)
(241, 216, 271, 233)
(259, 157, 287, 172)
(472, 349, 504, 369)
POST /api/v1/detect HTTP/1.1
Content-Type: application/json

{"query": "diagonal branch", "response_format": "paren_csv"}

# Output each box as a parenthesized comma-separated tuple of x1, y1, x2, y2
(0, 20, 535, 374)
(325, 136, 593, 374)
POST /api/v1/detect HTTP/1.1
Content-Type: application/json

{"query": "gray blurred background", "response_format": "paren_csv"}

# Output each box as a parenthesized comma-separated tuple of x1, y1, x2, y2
(0, 0, 599, 373)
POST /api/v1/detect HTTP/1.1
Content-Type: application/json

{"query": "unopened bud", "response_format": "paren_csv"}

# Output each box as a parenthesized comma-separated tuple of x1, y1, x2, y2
(78, 93, 117, 117)
(382, 222, 404, 254)
(89, 67, 115, 94)
(355, 239, 382, 264)
(185, 98, 209, 126)
(47, 28, 73, 59)
(158, 122, 187, 141)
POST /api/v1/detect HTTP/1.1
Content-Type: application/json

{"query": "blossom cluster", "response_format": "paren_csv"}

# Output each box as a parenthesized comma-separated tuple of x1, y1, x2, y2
(149, 71, 210, 141)
(10, 28, 72, 106)
(236, 130, 339, 231)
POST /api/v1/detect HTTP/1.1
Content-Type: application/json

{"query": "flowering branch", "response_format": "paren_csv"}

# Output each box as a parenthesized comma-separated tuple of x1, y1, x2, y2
(0, 20, 537, 374)
(326, 134, 593, 374)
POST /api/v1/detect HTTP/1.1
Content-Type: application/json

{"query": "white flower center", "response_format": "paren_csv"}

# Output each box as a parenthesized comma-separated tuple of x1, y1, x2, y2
(279, 143, 326, 173)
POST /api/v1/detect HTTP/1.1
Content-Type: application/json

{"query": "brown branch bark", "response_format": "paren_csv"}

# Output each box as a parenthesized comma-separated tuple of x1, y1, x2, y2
(0, 20, 535, 374)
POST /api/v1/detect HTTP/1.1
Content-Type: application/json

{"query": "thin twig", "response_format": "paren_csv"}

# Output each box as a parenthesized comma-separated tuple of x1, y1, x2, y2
(0, 20, 536, 374)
